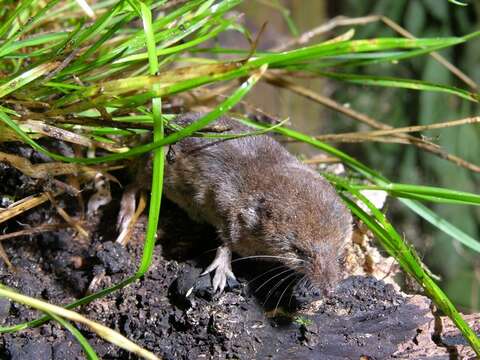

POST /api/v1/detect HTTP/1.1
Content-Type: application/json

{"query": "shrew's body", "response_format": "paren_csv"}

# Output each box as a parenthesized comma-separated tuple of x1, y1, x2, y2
(162, 113, 352, 293)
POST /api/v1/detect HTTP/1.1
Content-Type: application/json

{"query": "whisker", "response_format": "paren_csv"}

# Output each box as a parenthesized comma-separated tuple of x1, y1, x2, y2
(298, 274, 313, 292)
(203, 247, 220, 255)
(263, 271, 298, 307)
(306, 278, 314, 292)
(288, 274, 306, 309)
(274, 274, 301, 316)
(246, 264, 288, 287)
(302, 276, 311, 292)
(231, 255, 305, 264)
(255, 268, 295, 294)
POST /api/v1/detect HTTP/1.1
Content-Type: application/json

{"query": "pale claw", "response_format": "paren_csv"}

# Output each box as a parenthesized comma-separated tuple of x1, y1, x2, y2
(116, 184, 138, 245)
(201, 246, 236, 292)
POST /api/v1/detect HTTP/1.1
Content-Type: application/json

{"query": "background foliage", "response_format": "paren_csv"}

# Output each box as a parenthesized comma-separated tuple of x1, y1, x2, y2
(328, 0, 480, 311)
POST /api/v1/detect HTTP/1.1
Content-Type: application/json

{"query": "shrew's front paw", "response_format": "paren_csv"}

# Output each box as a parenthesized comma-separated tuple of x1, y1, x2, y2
(201, 246, 236, 292)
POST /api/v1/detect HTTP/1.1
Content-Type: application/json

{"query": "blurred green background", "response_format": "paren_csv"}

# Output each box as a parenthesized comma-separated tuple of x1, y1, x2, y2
(240, 0, 480, 312)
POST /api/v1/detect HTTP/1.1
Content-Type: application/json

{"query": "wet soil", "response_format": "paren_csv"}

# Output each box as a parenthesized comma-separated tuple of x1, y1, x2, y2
(0, 148, 434, 360)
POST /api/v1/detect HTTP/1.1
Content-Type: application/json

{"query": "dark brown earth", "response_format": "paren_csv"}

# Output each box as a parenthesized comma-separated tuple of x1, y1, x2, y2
(0, 144, 477, 360)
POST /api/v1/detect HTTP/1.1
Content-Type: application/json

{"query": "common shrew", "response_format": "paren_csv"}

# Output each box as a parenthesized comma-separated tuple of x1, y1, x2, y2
(161, 113, 353, 294)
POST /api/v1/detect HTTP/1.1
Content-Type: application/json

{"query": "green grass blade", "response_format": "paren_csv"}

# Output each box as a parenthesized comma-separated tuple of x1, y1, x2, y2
(400, 199, 480, 253)
(138, 98, 164, 277)
(331, 30, 480, 68)
(2, 32, 68, 58)
(136, 0, 163, 277)
(318, 71, 479, 102)
(46, 312, 99, 360)
(248, 37, 464, 68)
(0, 62, 58, 98)
(351, 183, 480, 206)
(382, 190, 478, 206)
(448, 0, 468, 6)
(140, 1, 159, 74)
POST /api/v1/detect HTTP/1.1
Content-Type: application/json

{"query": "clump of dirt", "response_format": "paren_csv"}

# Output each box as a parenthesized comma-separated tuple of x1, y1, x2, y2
(0, 152, 431, 359)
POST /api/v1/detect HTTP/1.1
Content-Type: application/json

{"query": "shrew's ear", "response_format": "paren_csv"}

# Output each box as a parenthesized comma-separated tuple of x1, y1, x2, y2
(239, 195, 269, 229)
(239, 206, 259, 229)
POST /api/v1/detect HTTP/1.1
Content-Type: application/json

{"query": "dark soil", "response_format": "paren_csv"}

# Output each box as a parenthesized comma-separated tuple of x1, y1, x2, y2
(0, 150, 433, 360)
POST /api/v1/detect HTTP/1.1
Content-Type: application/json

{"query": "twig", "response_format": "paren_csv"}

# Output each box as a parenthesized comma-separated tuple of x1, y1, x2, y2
(264, 72, 389, 129)
(303, 156, 340, 164)
(0, 243, 12, 268)
(272, 15, 380, 51)
(320, 116, 480, 138)
(0, 223, 70, 241)
(0, 193, 55, 225)
(44, 48, 84, 82)
(19, 113, 153, 130)
(46, 192, 89, 239)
